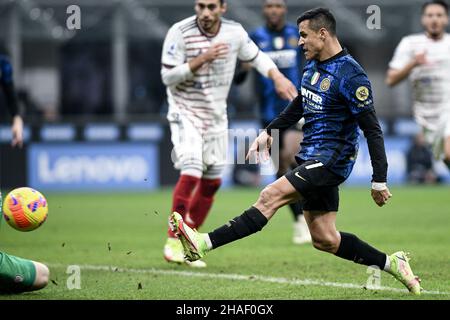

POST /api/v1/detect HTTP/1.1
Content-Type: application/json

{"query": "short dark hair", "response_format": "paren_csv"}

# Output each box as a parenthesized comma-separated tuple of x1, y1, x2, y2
(296, 7, 336, 35)
(422, 0, 449, 14)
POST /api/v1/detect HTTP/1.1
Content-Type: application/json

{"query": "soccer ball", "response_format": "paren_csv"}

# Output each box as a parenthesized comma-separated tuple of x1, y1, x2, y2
(2, 187, 48, 232)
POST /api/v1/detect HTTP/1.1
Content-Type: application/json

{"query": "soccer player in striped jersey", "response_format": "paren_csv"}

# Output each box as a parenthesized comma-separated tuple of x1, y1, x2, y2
(0, 54, 49, 293)
(161, 0, 297, 267)
(386, 0, 450, 170)
(171, 8, 422, 295)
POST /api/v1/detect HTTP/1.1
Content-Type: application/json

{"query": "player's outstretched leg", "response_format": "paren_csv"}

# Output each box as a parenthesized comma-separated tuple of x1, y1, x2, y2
(170, 176, 300, 261)
(304, 211, 421, 295)
(278, 130, 311, 245)
(386, 251, 421, 295)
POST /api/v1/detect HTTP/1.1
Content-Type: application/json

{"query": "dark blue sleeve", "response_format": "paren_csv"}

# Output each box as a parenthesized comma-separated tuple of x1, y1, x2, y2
(339, 72, 374, 116)
(0, 57, 14, 85)
(0, 57, 19, 117)
(265, 94, 303, 134)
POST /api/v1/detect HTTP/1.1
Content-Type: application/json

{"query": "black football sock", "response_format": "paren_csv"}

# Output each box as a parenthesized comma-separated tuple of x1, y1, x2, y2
(289, 201, 303, 221)
(335, 232, 387, 269)
(208, 206, 268, 249)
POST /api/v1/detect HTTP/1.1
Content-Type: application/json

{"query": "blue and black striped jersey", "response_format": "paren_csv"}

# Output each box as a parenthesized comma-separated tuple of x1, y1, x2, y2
(299, 49, 375, 179)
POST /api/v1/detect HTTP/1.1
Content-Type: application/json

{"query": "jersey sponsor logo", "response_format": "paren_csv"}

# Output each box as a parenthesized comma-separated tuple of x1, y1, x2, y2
(356, 86, 369, 101)
(311, 72, 320, 85)
(301, 87, 323, 104)
(320, 78, 331, 92)
(273, 36, 284, 50)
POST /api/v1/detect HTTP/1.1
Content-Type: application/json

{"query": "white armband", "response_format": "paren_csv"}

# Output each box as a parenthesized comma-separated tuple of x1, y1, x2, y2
(371, 182, 387, 191)
(250, 51, 277, 78)
(161, 63, 194, 87)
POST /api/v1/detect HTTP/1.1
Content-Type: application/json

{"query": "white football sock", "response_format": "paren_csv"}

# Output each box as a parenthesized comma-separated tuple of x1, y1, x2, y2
(204, 234, 213, 250)
(383, 254, 391, 272)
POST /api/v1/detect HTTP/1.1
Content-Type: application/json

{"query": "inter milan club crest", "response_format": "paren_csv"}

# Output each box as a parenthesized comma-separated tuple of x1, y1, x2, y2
(320, 78, 331, 91)
(311, 72, 320, 85)
(356, 86, 369, 101)
(273, 36, 284, 50)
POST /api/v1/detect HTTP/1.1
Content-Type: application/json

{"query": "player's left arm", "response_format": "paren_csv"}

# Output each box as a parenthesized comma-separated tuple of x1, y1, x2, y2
(356, 110, 392, 207)
(237, 28, 297, 100)
(341, 73, 391, 207)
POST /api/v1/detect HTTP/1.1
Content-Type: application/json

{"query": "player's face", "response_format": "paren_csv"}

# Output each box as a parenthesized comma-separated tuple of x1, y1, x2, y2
(298, 20, 324, 60)
(195, 0, 227, 33)
(421, 4, 448, 38)
(263, 0, 286, 28)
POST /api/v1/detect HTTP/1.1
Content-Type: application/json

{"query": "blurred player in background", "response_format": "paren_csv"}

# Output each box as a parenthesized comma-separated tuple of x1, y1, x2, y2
(171, 8, 422, 295)
(0, 54, 49, 293)
(161, 0, 297, 267)
(234, 0, 311, 245)
(386, 0, 450, 170)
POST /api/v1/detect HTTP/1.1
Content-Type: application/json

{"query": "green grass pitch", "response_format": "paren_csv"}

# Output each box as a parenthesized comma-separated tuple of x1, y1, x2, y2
(0, 186, 449, 300)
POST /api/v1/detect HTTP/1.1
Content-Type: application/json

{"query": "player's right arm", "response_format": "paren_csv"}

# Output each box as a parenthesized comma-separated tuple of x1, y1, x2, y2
(160, 25, 228, 87)
(1, 57, 23, 148)
(385, 37, 426, 87)
(246, 94, 303, 162)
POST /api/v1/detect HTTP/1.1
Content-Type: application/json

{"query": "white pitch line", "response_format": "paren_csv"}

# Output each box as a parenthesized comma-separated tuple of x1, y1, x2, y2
(47, 263, 450, 296)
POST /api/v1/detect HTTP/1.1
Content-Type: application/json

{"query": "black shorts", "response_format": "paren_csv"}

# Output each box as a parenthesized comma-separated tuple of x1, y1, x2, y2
(285, 160, 346, 212)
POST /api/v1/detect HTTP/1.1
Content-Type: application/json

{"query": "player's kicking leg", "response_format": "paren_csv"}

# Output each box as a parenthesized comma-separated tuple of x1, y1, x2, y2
(280, 130, 311, 245)
(171, 164, 421, 295)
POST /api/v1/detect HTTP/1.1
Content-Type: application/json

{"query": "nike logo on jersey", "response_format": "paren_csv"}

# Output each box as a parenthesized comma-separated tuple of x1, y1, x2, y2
(294, 172, 307, 182)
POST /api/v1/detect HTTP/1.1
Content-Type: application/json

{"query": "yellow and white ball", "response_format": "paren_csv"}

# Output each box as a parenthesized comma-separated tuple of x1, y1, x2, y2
(2, 187, 48, 232)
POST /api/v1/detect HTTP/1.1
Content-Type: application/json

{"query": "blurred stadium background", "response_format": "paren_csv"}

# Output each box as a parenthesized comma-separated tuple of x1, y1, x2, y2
(0, 0, 449, 301)
(1, 0, 449, 192)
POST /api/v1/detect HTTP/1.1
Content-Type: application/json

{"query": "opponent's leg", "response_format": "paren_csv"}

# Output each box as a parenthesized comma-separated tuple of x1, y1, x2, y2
(187, 130, 227, 229)
(187, 177, 221, 229)
(164, 118, 203, 265)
